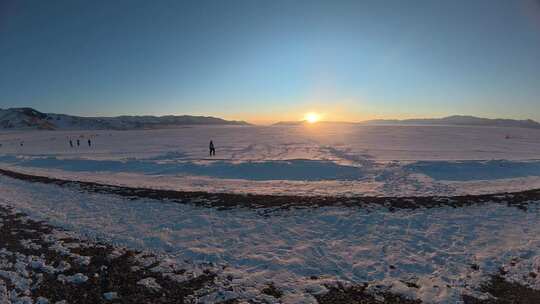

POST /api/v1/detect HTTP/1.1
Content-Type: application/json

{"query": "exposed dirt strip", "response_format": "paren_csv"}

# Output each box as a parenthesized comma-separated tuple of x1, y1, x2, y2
(0, 168, 538, 211)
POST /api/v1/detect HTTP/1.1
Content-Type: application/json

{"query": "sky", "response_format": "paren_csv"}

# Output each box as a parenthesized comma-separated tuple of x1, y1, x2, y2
(1, 0, 540, 124)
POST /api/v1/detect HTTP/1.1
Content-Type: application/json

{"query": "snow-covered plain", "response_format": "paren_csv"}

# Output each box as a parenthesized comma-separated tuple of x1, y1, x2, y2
(1, 124, 540, 196)
(1, 175, 540, 303)
(2, 124, 540, 303)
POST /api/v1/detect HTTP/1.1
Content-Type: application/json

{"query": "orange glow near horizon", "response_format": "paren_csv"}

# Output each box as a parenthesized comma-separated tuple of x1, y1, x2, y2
(223, 107, 453, 125)
(304, 112, 321, 123)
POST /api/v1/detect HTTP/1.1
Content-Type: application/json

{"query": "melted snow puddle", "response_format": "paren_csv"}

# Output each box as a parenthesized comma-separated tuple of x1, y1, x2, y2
(1, 175, 539, 303)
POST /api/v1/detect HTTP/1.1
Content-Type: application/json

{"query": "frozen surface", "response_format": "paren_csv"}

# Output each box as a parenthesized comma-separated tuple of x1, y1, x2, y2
(407, 160, 540, 181)
(1, 175, 539, 303)
(1, 124, 540, 196)
(2, 124, 540, 302)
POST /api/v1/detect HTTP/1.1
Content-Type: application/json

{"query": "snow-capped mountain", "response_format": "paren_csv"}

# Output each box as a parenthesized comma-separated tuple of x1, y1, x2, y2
(0, 108, 249, 130)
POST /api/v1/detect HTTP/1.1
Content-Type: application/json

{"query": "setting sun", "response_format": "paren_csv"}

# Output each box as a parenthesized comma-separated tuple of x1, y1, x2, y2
(304, 112, 320, 123)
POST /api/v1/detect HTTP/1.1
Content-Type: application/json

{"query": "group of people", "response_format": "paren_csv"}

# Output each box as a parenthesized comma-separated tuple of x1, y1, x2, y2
(69, 138, 92, 148)
(4, 136, 217, 157)
(67, 137, 216, 156)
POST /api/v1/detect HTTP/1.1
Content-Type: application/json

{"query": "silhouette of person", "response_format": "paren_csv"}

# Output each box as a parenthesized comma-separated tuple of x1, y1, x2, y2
(88, 139, 91, 147)
(76, 139, 80, 147)
(209, 140, 216, 156)
(69, 139, 73, 148)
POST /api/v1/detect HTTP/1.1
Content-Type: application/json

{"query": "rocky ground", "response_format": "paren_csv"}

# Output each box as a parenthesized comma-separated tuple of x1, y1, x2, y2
(0, 204, 223, 303)
(0, 204, 436, 304)
(2, 167, 540, 303)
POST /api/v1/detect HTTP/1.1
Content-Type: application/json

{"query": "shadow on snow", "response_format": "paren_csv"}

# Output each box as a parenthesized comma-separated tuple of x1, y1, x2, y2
(0, 155, 365, 181)
(407, 160, 540, 181)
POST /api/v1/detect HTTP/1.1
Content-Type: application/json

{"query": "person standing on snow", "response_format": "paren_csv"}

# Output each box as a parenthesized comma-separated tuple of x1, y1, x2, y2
(88, 139, 91, 147)
(69, 139, 73, 148)
(76, 139, 80, 147)
(209, 140, 216, 156)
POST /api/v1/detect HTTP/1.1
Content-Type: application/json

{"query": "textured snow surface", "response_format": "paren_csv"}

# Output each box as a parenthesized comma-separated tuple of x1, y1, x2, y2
(1, 176, 540, 303)
(1, 124, 540, 196)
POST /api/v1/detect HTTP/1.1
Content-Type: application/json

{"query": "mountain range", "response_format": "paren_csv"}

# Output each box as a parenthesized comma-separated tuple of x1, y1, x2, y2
(273, 115, 540, 129)
(2, 108, 539, 130)
(0, 108, 249, 130)
(361, 115, 540, 129)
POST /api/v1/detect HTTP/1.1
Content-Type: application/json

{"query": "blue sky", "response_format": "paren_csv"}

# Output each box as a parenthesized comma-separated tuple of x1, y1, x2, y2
(1, 0, 540, 123)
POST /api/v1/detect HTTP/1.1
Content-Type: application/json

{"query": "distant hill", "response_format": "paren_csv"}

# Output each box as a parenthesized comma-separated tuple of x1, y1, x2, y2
(272, 121, 307, 126)
(273, 120, 356, 126)
(273, 115, 540, 129)
(362, 115, 540, 129)
(0, 108, 249, 130)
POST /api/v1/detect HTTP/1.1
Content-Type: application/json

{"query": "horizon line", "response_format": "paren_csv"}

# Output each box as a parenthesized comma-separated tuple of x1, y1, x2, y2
(2, 106, 540, 126)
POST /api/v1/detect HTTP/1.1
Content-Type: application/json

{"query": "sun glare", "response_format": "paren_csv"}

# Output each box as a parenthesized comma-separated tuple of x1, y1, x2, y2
(304, 112, 320, 123)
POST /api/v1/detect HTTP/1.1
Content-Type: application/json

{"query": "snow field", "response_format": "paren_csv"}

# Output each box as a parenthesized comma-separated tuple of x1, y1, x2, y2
(1, 124, 540, 196)
(1, 175, 539, 303)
